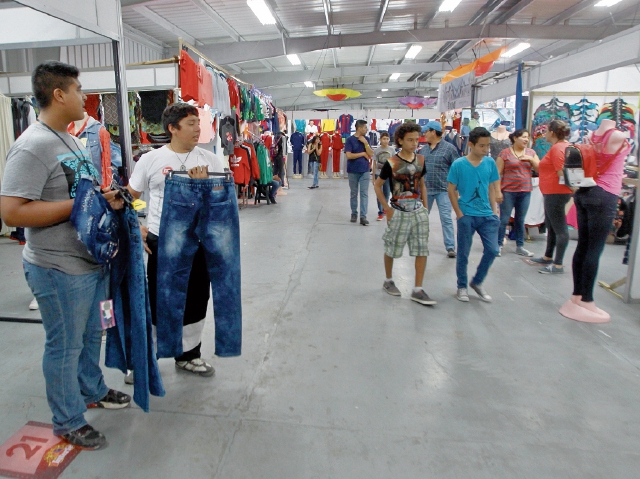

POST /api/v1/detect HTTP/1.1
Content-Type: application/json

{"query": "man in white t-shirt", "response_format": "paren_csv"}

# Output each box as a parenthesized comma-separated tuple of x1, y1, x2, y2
(127, 103, 224, 377)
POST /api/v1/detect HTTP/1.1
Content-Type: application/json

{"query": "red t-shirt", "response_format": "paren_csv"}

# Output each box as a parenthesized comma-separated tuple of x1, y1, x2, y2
(332, 133, 343, 150)
(231, 146, 251, 185)
(180, 50, 198, 103)
(320, 132, 332, 151)
(539, 142, 573, 195)
(197, 64, 213, 108)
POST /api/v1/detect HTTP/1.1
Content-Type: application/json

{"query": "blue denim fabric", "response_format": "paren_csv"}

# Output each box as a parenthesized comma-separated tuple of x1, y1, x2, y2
(105, 206, 165, 412)
(348, 171, 370, 218)
(427, 191, 456, 251)
(109, 140, 122, 168)
(70, 178, 119, 265)
(375, 175, 391, 215)
(293, 149, 303, 174)
(77, 121, 104, 184)
(310, 160, 319, 187)
(456, 214, 500, 289)
(498, 191, 532, 248)
(23, 260, 110, 436)
(156, 175, 242, 358)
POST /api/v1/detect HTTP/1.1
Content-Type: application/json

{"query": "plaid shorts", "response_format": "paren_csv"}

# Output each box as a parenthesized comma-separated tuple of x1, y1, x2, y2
(382, 207, 430, 258)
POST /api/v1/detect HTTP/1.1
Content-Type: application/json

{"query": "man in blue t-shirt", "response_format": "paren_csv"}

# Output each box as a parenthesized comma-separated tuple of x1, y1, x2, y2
(447, 127, 501, 303)
(344, 119, 374, 225)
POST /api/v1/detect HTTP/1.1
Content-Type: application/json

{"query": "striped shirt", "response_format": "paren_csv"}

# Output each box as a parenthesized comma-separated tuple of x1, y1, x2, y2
(419, 139, 459, 193)
(498, 147, 535, 192)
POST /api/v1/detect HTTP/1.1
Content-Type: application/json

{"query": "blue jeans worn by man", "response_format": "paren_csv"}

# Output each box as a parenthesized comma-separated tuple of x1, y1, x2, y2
(427, 192, 455, 251)
(456, 214, 500, 290)
(498, 190, 532, 248)
(375, 175, 391, 216)
(349, 171, 370, 218)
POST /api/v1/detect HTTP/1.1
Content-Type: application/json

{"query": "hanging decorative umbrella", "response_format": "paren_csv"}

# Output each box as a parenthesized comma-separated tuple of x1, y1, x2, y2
(313, 88, 361, 101)
(398, 96, 437, 109)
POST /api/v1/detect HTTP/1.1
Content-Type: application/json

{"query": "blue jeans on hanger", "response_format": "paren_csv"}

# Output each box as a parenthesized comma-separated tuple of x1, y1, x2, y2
(156, 175, 242, 359)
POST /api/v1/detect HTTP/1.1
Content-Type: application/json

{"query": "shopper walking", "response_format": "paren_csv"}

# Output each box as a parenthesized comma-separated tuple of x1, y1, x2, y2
(531, 120, 573, 274)
(1, 61, 130, 450)
(374, 122, 435, 305)
(372, 131, 395, 221)
(345, 119, 374, 225)
(127, 103, 225, 378)
(447, 127, 501, 303)
(419, 120, 459, 257)
(306, 135, 321, 189)
(495, 129, 540, 257)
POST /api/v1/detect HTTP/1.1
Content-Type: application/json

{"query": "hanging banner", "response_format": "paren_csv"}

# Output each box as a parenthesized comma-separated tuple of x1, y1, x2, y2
(440, 46, 506, 84)
(438, 71, 474, 112)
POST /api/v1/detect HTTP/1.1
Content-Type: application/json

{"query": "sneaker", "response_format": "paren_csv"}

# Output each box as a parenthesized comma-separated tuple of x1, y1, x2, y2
(175, 358, 215, 377)
(9, 234, 26, 245)
(60, 424, 106, 450)
(29, 298, 39, 310)
(383, 280, 401, 296)
(411, 289, 437, 305)
(456, 288, 469, 302)
(269, 197, 277, 204)
(531, 256, 553, 265)
(360, 217, 369, 226)
(515, 247, 534, 257)
(124, 370, 134, 385)
(350, 214, 357, 223)
(377, 213, 384, 221)
(539, 264, 564, 274)
(497, 246, 502, 257)
(447, 249, 456, 258)
(87, 389, 131, 409)
(469, 282, 492, 302)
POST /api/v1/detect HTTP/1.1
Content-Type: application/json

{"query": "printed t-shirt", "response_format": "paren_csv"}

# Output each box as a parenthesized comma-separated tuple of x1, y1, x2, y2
(498, 147, 535, 192)
(379, 154, 427, 212)
(373, 146, 396, 175)
(344, 135, 371, 173)
(538, 142, 572, 195)
(128, 145, 225, 236)
(447, 156, 500, 217)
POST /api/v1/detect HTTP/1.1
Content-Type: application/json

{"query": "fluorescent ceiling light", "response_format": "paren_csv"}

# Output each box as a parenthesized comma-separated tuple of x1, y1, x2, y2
(304, 81, 314, 88)
(381, 88, 389, 92)
(501, 42, 531, 58)
(287, 54, 301, 65)
(595, 0, 623, 6)
(439, 0, 462, 12)
(389, 73, 401, 80)
(377, 96, 382, 98)
(405, 45, 422, 59)
(247, 0, 276, 25)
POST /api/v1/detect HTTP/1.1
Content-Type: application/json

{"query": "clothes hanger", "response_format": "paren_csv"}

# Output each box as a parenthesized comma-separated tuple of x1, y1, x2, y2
(167, 168, 233, 181)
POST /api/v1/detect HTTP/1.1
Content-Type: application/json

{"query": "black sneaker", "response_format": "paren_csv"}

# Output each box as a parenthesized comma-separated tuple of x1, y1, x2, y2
(360, 217, 369, 226)
(87, 389, 131, 409)
(60, 424, 107, 450)
(350, 214, 357, 223)
(269, 197, 277, 204)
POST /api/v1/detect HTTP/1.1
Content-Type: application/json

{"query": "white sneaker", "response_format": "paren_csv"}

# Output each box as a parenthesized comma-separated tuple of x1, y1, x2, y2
(516, 247, 534, 257)
(470, 282, 492, 302)
(29, 298, 39, 310)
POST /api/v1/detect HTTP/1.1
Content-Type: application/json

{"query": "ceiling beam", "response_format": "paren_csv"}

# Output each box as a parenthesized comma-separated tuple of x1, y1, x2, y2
(200, 24, 626, 65)
(122, 24, 168, 51)
(492, 0, 536, 25)
(259, 59, 275, 72)
(542, 0, 593, 26)
(322, 0, 332, 36)
(189, 0, 242, 42)
(132, 6, 200, 45)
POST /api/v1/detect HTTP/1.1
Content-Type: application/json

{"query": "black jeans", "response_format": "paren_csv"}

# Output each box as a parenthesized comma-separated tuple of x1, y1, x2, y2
(543, 193, 572, 265)
(572, 186, 618, 302)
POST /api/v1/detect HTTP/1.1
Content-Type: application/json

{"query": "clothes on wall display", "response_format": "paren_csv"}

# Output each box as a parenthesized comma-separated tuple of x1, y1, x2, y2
(231, 144, 252, 185)
(597, 99, 637, 138)
(321, 118, 336, 133)
(531, 97, 571, 159)
(198, 108, 213, 143)
(294, 119, 307, 133)
(570, 98, 599, 142)
(338, 114, 354, 136)
(256, 142, 273, 184)
(155, 174, 242, 359)
(220, 116, 237, 156)
(67, 115, 112, 188)
(180, 49, 199, 103)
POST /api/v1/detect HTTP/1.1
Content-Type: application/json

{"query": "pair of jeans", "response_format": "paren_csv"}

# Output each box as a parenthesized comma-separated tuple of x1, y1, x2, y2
(427, 192, 456, 251)
(375, 174, 391, 215)
(156, 175, 242, 359)
(572, 186, 618, 302)
(270, 179, 280, 199)
(498, 191, 532, 248)
(293, 149, 303, 174)
(23, 261, 110, 436)
(456, 214, 500, 289)
(348, 171, 370, 218)
(309, 160, 319, 187)
(543, 193, 572, 265)
(105, 206, 165, 412)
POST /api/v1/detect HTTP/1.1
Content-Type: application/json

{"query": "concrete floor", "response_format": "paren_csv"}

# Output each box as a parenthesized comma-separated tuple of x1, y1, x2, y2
(0, 177, 639, 478)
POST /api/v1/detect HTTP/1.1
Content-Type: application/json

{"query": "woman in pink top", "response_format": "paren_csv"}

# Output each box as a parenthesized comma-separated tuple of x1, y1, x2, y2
(559, 119, 631, 324)
(496, 129, 540, 257)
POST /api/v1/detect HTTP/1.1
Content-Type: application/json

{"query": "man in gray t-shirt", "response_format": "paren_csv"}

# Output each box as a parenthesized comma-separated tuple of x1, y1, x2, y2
(1, 61, 129, 450)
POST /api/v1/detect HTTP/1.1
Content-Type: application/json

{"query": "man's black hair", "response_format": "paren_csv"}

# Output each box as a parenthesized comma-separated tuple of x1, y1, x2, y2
(429, 128, 443, 138)
(355, 119, 367, 129)
(162, 103, 199, 138)
(394, 122, 422, 147)
(468, 127, 491, 145)
(32, 61, 80, 109)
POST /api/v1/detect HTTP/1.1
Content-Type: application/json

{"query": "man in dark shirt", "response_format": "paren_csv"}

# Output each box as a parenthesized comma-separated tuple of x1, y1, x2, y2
(344, 120, 374, 225)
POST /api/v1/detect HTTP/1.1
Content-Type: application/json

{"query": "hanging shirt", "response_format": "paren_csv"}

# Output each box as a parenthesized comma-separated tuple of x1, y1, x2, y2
(331, 133, 344, 151)
(321, 119, 336, 133)
(180, 50, 199, 103)
(219, 116, 236, 156)
(198, 109, 213, 143)
(338, 114, 354, 135)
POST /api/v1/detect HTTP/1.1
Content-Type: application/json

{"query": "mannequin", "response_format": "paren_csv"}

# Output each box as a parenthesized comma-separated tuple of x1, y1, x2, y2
(559, 118, 631, 323)
(491, 124, 510, 141)
(490, 124, 512, 160)
(67, 111, 112, 188)
(319, 131, 332, 178)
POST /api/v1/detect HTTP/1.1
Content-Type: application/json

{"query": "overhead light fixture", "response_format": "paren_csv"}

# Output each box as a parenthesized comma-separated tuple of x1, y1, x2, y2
(381, 88, 389, 92)
(390, 73, 401, 80)
(439, 0, 462, 12)
(304, 81, 314, 88)
(247, 0, 276, 25)
(377, 96, 382, 98)
(501, 42, 531, 58)
(287, 54, 301, 65)
(405, 45, 422, 59)
(595, 0, 623, 6)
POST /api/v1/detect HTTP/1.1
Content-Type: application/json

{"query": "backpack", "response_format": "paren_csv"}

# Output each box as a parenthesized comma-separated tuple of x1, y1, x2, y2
(563, 143, 598, 188)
